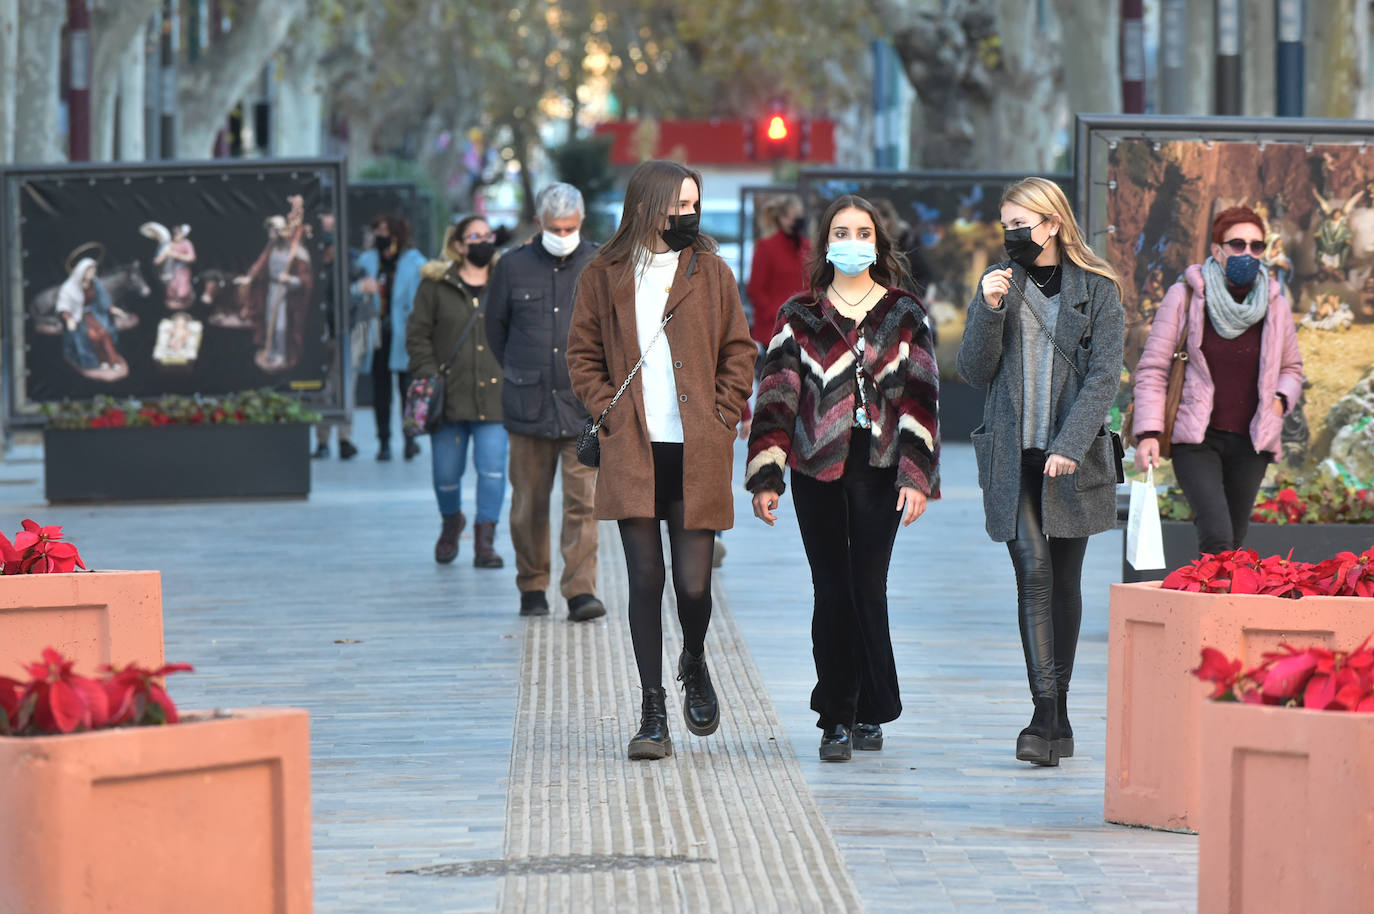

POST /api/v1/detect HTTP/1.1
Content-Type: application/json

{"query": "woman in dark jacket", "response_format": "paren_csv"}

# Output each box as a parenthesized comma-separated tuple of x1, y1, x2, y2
(746, 194, 940, 762)
(567, 160, 756, 762)
(407, 216, 507, 568)
(957, 177, 1125, 768)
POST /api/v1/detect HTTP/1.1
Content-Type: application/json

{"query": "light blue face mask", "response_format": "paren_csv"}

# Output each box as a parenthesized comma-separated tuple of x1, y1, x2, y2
(826, 239, 877, 277)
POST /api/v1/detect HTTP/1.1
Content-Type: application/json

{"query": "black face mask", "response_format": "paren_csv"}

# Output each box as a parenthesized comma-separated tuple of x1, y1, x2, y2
(1003, 223, 1045, 269)
(661, 212, 700, 252)
(783, 216, 804, 238)
(374, 235, 393, 256)
(465, 242, 496, 268)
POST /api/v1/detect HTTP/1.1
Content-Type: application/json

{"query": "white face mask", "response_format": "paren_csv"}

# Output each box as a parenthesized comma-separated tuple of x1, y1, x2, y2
(541, 230, 580, 257)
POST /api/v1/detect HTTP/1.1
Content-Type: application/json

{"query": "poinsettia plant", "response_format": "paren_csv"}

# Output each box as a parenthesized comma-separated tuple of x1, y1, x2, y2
(1193, 638, 1374, 712)
(1158, 470, 1374, 524)
(0, 647, 192, 736)
(1162, 546, 1374, 598)
(42, 389, 321, 430)
(0, 520, 84, 574)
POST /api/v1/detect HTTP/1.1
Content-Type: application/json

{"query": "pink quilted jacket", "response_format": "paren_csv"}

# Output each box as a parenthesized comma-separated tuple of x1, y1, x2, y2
(1132, 264, 1304, 457)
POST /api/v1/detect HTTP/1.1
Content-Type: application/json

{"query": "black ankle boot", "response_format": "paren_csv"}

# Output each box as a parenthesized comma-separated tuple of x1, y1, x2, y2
(676, 650, 720, 736)
(627, 687, 672, 760)
(1016, 696, 1060, 767)
(852, 722, 884, 751)
(1056, 691, 1074, 758)
(819, 723, 852, 761)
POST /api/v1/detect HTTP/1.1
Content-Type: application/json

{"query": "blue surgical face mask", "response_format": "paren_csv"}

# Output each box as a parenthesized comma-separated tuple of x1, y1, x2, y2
(826, 239, 877, 277)
(1224, 253, 1261, 286)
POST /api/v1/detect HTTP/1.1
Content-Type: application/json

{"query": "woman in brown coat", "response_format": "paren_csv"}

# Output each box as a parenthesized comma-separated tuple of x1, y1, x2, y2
(407, 216, 507, 568)
(568, 160, 756, 761)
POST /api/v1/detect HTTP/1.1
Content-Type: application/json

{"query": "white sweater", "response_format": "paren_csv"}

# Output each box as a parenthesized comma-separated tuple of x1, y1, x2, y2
(634, 250, 683, 443)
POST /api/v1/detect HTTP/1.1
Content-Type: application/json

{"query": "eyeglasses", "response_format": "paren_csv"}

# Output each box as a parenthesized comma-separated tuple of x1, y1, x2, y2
(464, 232, 496, 243)
(1223, 238, 1267, 255)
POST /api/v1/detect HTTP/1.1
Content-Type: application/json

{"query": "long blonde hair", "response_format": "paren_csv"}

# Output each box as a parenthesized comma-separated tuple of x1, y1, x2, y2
(1001, 177, 1122, 298)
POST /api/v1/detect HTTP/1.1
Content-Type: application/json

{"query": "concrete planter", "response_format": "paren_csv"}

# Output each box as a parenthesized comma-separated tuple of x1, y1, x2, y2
(0, 571, 163, 676)
(0, 708, 313, 914)
(44, 423, 311, 503)
(1198, 701, 1374, 913)
(1104, 581, 1374, 832)
(1121, 520, 1374, 583)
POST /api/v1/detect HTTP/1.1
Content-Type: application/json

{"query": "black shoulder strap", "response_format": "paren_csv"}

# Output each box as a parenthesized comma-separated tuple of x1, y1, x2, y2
(437, 288, 486, 374)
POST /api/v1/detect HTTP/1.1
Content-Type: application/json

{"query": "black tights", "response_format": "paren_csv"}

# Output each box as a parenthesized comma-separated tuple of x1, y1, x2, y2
(618, 500, 715, 690)
(1007, 452, 1088, 698)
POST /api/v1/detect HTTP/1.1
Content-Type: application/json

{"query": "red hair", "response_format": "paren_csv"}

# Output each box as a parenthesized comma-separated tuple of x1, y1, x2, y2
(1211, 206, 1266, 245)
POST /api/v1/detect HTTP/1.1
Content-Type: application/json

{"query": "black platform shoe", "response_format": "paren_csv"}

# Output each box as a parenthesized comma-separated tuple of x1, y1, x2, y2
(676, 650, 720, 736)
(1016, 696, 1061, 767)
(627, 686, 672, 760)
(1055, 691, 1074, 758)
(852, 723, 884, 751)
(819, 723, 852, 762)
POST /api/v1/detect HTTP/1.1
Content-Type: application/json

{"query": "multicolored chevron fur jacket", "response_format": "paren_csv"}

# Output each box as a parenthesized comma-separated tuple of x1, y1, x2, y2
(745, 288, 940, 497)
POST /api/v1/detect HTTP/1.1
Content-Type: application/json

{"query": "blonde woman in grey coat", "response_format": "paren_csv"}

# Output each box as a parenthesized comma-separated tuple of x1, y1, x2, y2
(957, 177, 1125, 768)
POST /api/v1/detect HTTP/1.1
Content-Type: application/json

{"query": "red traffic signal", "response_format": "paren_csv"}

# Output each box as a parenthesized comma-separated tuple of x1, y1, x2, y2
(766, 115, 789, 141)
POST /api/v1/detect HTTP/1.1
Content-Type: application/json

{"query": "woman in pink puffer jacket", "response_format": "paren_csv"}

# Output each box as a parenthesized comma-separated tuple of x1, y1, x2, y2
(1132, 206, 1304, 555)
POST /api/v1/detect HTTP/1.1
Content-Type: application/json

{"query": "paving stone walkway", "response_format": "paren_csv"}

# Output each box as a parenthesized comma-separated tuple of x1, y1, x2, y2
(0, 419, 1199, 912)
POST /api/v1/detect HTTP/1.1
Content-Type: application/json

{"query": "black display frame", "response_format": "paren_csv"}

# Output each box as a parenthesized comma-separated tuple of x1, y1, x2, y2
(0, 157, 351, 429)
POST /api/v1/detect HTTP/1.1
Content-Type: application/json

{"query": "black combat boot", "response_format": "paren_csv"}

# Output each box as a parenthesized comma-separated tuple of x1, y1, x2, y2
(627, 687, 672, 760)
(676, 649, 720, 736)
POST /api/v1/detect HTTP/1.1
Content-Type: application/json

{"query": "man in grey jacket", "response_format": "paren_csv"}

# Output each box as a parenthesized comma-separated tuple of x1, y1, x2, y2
(486, 184, 604, 621)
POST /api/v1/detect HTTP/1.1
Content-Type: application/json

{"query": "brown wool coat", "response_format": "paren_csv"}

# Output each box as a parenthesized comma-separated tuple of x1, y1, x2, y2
(567, 248, 756, 530)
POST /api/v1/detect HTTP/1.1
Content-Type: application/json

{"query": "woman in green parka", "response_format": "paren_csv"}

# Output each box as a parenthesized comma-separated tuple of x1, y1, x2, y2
(407, 216, 508, 568)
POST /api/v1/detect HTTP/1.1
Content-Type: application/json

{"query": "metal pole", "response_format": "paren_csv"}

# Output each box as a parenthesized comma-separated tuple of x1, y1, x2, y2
(1121, 0, 1147, 113)
(66, 0, 91, 161)
(159, 0, 176, 159)
(1275, 0, 1304, 116)
(1158, 0, 1188, 113)
(1216, 0, 1243, 115)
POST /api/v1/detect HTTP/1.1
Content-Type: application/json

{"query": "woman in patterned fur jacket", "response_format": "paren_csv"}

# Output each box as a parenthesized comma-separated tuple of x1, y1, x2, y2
(745, 193, 940, 763)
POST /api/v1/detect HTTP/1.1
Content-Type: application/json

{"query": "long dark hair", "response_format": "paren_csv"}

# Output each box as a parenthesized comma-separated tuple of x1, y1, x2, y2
(592, 160, 718, 278)
(806, 194, 909, 294)
(371, 213, 412, 252)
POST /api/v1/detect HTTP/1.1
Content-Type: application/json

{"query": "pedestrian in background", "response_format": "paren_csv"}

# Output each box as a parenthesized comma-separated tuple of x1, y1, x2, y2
(746, 193, 811, 351)
(746, 194, 939, 763)
(568, 160, 755, 761)
(406, 216, 507, 568)
(487, 183, 605, 621)
(357, 214, 426, 462)
(313, 211, 360, 461)
(957, 177, 1125, 768)
(1132, 206, 1303, 554)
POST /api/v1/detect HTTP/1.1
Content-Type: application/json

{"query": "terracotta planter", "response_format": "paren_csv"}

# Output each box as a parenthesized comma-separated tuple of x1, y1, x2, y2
(1104, 582, 1374, 832)
(0, 571, 163, 676)
(0, 708, 312, 914)
(1198, 701, 1374, 913)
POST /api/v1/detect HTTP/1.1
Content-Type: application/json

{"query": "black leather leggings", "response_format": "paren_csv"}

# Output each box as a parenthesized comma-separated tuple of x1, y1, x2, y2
(1006, 450, 1088, 698)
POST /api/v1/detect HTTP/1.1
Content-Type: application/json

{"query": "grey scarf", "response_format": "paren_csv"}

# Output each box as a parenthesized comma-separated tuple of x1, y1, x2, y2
(1202, 257, 1268, 339)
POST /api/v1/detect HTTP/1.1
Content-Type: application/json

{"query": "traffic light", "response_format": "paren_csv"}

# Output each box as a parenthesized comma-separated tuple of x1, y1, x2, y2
(762, 103, 791, 160)
(766, 115, 789, 142)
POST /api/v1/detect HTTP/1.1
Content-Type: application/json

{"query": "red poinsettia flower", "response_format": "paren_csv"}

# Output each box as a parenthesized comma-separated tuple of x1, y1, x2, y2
(11, 520, 86, 574)
(0, 676, 22, 735)
(1259, 646, 1321, 703)
(102, 661, 194, 726)
(1193, 647, 1243, 699)
(21, 647, 109, 734)
(0, 531, 24, 575)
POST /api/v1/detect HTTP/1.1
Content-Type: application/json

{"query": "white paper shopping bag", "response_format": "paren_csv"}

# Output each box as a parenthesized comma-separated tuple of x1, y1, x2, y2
(1126, 467, 1166, 570)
